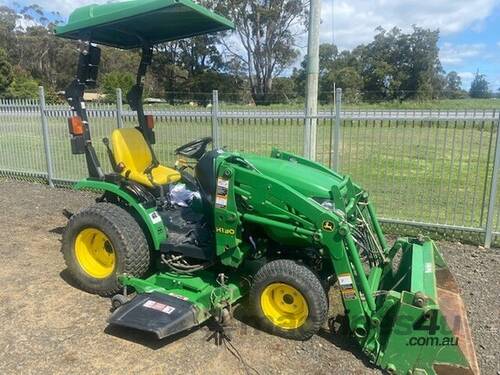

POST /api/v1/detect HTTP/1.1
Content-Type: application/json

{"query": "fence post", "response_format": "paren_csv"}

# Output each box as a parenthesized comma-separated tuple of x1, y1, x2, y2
(304, 108, 310, 158)
(211, 90, 219, 148)
(38, 86, 54, 187)
(332, 88, 342, 171)
(484, 112, 500, 248)
(115, 88, 123, 128)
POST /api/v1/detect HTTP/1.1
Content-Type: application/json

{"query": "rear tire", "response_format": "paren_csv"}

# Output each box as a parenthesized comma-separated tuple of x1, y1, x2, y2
(249, 259, 328, 340)
(61, 203, 150, 296)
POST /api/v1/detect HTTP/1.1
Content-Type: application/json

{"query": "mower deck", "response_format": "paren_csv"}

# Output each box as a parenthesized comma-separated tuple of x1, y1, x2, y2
(108, 292, 198, 339)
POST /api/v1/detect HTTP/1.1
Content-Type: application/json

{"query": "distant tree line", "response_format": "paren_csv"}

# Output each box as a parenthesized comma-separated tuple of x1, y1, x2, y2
(0, 3, 495, 104)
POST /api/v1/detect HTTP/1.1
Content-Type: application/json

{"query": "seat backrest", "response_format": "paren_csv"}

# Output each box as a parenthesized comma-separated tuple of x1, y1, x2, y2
(110, 128, 152, 174)
(194, 150, 218, 220)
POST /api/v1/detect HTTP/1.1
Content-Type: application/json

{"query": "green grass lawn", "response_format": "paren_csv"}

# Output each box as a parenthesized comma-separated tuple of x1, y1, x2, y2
(1, 109, 499, 234)
(133, 97, 500, 111)
(340, 98, 500, 110)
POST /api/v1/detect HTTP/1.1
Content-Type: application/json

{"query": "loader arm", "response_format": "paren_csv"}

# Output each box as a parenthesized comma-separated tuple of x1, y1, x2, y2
(215, 154, 377, 334)
(218, 150, 479, 375)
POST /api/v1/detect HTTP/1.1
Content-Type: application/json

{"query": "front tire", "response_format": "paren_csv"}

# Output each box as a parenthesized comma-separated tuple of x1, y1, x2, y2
(61, 203, 150, 296)
(249, 259, 328, 340)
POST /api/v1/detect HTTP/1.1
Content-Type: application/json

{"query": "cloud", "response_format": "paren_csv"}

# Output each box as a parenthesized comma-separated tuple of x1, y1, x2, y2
(458, 72, 475, 80)
(8, 0, 106, 19)
(439, 43, 486, 65)
(319, 0, 498, 50)
(457, 72, 475, 89)
(12, 0, 499, 45)
(497, 41, 500, 47)
(15, 17, 40, 31)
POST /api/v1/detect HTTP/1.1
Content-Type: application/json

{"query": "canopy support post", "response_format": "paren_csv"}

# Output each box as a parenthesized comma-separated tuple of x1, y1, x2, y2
(127, 46, 155, 144)
(64, 42, 104, 179)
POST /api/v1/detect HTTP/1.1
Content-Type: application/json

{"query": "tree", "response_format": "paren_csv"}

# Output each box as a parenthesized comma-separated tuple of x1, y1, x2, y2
(360, 26, 443, 102)
(325, 67, 363, 103)
(101, 71, 135, 103)
(320, 47, 363, 102)
(444, 71, 465, 99)
(293, 43, 340, 99)
(151, 30, 246, 104)
(291, 63, 306, 99)
(0, 5, 142, 97)
(0, 48, 13, 96)
(0, 3, 473, 105)
(318, 44, 338, 76)
(222, 0, 306, 104)
(17, 26, 77, 89)
(269, 76, 297, 103)
(189, 70, 244, 105)
(0, 6, 17, 52)
(5, 67, 38, 99)
(469, 71, 490, 98)
(293, 27, 443, 103)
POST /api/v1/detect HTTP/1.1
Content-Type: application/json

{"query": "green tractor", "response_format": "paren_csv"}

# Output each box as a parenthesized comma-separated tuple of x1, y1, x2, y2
(56, 1, 479, 374)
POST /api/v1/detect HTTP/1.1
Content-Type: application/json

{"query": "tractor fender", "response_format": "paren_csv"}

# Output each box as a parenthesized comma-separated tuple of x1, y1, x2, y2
(74, 179, 167, 250)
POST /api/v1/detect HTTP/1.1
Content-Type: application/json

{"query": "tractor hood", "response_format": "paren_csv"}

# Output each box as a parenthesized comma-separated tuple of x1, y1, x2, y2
(242, 153, 344, 199)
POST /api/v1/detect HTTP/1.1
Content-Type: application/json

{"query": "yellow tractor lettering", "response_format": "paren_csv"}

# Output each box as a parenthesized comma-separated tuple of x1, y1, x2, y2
(216, 227, 235, 235)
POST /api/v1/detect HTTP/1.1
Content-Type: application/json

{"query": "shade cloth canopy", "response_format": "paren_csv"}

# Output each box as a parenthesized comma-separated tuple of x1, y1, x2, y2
(55, 0, 234, 49)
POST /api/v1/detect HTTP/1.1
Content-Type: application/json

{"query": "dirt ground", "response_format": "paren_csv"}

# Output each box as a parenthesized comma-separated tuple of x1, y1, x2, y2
(0, 179, 498, 375)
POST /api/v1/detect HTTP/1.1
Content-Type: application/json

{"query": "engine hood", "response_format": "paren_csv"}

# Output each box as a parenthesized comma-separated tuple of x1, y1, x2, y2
(241, 153, 344, 199)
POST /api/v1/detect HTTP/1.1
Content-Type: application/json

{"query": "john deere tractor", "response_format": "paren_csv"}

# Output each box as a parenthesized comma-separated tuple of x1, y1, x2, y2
(56, 1, 479, 374)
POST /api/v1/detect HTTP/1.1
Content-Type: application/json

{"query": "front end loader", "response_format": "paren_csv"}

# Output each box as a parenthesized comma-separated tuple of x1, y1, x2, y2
(55, 1, 479, 374)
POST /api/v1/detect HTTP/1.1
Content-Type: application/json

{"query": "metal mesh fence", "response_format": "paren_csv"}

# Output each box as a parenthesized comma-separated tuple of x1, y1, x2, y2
(44, 104, 119, 181)
(0, 99, 48, 180)
(219, 113, 306, 157)
(123, 111, 212, 166)
(0, 90, 499, 245)
(337, 113, 498, 232)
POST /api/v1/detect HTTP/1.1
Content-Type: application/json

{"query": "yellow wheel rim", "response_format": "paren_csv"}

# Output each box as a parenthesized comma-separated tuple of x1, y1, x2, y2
(74, 228, 116, 279)
(260, 283, 309, 330)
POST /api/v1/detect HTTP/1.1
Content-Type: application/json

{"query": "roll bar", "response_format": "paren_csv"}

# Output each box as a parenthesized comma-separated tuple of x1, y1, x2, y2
(64, 43, 156, 179)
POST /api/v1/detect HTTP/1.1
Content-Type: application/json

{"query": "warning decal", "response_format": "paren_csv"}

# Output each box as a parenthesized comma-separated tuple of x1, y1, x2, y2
(424, 262, 433, 274)
(338, 273, 353, 289)
(215, 177, 229, 208)
(341, 289, 357, 300)
(149, 211, 162, 224)
(143, 300, 176, 314)
(338, 273, 356, 300)
(217, 178, 229, 189)
(215, 195, 228, 208)
(217, 178, 229, 195)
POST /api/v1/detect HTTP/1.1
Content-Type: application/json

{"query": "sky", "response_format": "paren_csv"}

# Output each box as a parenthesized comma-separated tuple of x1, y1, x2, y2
(3, 0, 500, 91)
(319, 0, 500, 91)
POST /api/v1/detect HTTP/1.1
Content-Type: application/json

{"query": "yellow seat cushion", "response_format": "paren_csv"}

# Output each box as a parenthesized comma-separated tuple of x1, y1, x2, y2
(126, 165, 181, 187)
(110, 128, 180, 188)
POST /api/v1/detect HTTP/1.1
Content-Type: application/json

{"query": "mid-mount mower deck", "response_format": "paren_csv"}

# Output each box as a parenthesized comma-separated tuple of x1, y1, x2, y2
(56, 1, 479, 374)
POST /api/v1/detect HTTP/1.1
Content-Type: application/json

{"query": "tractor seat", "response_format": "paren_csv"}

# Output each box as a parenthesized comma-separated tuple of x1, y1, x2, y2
(110, 128, 180, 188)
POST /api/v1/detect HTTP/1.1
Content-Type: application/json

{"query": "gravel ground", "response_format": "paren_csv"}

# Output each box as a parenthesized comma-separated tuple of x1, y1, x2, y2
(0, 179, 498, 375)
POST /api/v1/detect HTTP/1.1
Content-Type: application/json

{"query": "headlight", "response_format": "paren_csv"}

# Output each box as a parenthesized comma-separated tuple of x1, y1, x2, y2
(320, 200, 334, 211)
(312, 197, 335, 211)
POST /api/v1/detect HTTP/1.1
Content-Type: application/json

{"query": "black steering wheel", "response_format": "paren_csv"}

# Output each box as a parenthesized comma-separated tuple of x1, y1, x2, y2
(174, 137, 213, 160)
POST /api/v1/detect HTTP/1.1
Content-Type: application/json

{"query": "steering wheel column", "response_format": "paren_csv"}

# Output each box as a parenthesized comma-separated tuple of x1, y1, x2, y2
(174, 137, 213, 160)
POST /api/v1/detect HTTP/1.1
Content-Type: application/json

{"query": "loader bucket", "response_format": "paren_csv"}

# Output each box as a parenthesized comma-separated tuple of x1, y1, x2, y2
(372, 240, 480, 375)
(434, 252, 479, 375)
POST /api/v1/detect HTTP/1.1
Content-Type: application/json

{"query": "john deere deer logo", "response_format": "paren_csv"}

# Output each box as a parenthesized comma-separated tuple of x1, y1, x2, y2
(322, 220, 334, 232)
